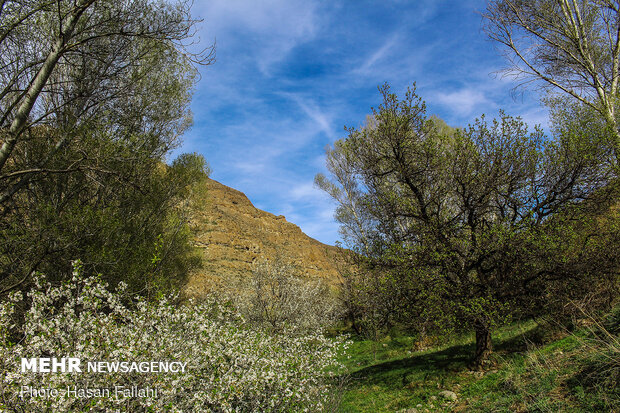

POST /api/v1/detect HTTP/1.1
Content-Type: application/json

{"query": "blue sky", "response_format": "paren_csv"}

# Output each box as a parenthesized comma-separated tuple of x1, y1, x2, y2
(173, 0, 549, 246)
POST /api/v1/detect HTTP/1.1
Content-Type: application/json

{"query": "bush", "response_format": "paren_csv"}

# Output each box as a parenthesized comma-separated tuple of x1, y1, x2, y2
(230, 257, 342, 334)
(0, 262, 348, 412)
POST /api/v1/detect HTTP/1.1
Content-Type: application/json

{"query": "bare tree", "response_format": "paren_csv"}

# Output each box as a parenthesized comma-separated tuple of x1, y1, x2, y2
(484, 0, 620, 154)
(230, 257, 341, 333)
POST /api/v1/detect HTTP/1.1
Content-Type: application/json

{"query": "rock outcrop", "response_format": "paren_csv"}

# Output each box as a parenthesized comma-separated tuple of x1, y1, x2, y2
(184, 178, 344, 297)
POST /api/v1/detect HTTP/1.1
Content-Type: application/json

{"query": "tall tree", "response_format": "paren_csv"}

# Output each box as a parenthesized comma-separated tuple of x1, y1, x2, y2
(483, 0, 620, 159)
(318, 84, 615, 366)
(0, 0, 214, 293)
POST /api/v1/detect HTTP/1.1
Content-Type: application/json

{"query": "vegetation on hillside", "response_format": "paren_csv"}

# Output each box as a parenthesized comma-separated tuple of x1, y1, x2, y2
(0, 0, 618, 412)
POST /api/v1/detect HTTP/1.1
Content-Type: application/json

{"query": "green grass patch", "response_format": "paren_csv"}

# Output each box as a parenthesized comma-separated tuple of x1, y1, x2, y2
(338, 316, 619, 412)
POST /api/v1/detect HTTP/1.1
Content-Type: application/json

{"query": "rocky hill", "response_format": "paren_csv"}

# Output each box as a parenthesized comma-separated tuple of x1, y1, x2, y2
(183, 178, 344, 297)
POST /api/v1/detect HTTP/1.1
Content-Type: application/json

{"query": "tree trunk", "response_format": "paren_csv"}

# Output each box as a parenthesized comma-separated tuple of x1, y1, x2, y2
(0, 0, 96, 174)
(471, 321, 493, 370)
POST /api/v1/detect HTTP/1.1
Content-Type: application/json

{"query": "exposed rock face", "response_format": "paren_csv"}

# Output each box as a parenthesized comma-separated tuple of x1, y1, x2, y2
(184, 178, 343, 297)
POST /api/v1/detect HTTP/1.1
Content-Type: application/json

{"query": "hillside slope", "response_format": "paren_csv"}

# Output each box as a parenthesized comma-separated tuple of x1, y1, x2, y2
(184, 178, 344, 297)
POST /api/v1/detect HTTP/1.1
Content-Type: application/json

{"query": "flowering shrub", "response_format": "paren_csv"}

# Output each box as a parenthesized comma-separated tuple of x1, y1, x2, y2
(231, 258, 342, 334)
(0, 262, 348, 412)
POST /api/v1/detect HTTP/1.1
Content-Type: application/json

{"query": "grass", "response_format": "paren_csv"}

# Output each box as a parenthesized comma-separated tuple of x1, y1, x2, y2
(337, 314, 619, 412)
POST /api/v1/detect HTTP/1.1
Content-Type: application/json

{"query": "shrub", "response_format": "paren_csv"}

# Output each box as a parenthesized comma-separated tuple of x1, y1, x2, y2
(230, 257, 342, 334)
(0, 261, 348, 412)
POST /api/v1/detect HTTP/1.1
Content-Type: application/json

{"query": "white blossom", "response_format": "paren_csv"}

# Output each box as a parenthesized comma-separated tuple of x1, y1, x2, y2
(0, 262, 349, 412)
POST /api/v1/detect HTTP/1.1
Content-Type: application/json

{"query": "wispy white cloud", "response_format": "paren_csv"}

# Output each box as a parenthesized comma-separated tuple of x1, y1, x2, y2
(278, 181, 339, 242)
(431, 88, 495, 118)
(355, 33, 400, 75)
(194, 0, 320, 76)
(281, 93, 334, 138)
(518, 106, 551, 131)
(232, 160, 267, 175)
(289, 181, 332, 202)
(289, 182, 317, 201)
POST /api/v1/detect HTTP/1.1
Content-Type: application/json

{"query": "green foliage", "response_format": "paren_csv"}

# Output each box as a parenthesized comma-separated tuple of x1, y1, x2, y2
(0, 0, 213, 297)
(319, 83, 617, 365)
(0, 139, 210, 295)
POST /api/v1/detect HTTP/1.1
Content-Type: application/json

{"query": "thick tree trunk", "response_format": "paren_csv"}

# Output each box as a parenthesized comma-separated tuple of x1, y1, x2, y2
(471, 321, 493, 370)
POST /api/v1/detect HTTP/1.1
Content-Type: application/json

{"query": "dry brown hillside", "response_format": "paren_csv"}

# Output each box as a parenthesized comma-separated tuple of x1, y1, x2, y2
(184, 178, 344, 297)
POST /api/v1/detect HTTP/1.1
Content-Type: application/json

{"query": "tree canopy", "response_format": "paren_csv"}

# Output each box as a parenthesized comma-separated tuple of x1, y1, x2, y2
(0, 0, 214, 295)
(317, 83, 618, 366)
